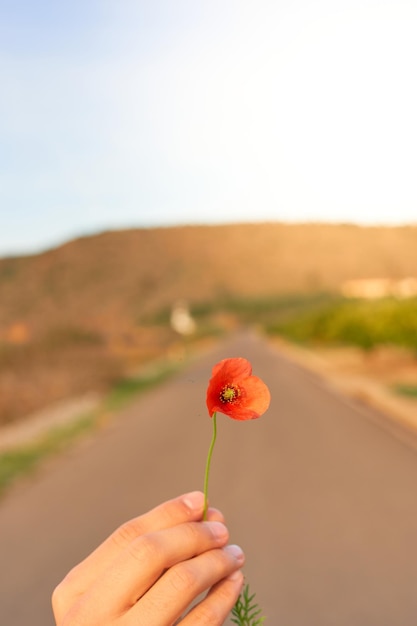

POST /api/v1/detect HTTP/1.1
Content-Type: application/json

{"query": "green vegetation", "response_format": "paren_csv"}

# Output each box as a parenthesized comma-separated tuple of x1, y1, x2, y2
(231, 584, 266, 625)
(104, 361, 180, 411)
(192, 292, 336, 324)
(393, 384, 417, 398)
(266, 297, 417, 351)
(145, 292, 337, 329)
(147, 292, 417, 353)
(0, 360, 180, 498)
(0, 415, 97, 498)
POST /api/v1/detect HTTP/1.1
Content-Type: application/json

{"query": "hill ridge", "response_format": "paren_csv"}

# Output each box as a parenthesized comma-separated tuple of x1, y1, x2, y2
(1, 222, 416, 335)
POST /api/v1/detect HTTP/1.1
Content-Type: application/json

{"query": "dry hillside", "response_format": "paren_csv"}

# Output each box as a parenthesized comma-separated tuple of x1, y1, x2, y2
(1, 222, 416, 425)
(1, 222, 417, 336)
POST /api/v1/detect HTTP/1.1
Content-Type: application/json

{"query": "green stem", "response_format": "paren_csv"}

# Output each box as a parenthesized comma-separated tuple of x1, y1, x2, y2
(203, 412, 217, 520)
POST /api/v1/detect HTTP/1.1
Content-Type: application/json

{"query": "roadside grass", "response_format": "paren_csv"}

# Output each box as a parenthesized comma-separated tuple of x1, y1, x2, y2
(0, 360, 180, 499)
(104, 361, 179, 411)
(393, 384, 417, 399)
(0, 414, 97, 498)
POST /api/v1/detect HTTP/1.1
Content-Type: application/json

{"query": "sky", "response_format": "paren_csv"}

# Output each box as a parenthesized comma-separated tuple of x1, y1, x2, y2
(1, 0, 416, 257)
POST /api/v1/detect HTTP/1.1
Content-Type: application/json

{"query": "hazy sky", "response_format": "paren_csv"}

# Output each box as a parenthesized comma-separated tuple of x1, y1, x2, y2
(1, 0, 416, 256)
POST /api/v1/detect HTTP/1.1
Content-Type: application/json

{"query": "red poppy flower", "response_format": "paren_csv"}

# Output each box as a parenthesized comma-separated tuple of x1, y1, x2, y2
(206, 357, 270, 421)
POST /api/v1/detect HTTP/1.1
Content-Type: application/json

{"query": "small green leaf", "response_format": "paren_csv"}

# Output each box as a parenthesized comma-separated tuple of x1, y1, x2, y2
(231, 583, 266, 625)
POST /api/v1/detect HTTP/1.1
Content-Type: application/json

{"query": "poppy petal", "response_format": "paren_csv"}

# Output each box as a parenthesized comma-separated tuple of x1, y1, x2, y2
(238, 376, 271, 417)
(210, 357, 252, 380)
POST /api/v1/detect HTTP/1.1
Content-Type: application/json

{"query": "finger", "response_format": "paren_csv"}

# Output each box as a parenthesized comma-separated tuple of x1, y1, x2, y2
(206, 507, 225, 523)
(53, 492, 223, 619)
(128, 544, 245, 626)
(90, 493, 223, 569)
(55, 493, 211, 591)
(74, 521, 231, 623)
(180, 570, 245, 626)
(91, 491, 208, 565)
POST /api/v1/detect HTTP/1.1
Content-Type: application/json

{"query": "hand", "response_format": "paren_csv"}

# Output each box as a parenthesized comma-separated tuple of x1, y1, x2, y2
(52, 491, 245, 625)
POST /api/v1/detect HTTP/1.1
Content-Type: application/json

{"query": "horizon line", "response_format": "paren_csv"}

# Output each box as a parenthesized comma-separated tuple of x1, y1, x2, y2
(1, 218, 416, 260)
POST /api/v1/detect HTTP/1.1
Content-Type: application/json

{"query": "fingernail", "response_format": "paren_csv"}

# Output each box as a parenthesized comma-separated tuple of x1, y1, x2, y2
(205, 521, 228, 540)
(182, 491, 204, 512)
(224, 544, 245, 564)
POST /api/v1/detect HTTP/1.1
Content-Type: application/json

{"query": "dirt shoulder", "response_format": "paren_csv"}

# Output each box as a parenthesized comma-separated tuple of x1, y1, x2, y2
(271, 337, 417, 434)
(0, 392, 102, 452)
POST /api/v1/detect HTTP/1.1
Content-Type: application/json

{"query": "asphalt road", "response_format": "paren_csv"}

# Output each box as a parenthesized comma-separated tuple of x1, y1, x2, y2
(1, 331, 417, 625)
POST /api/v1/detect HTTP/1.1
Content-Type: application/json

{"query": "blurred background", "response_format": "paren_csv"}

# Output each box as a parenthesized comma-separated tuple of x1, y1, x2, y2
(1, 1, 417, 625)
(1, 223, 417, 430)
(1, 0, 416, 427)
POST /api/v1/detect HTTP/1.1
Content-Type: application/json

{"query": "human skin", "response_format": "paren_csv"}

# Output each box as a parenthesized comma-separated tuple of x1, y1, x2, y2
(52, 491, 245, 625)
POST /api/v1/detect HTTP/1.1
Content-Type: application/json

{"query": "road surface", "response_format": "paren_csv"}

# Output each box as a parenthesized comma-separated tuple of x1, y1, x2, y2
(1, 331, 417, 625)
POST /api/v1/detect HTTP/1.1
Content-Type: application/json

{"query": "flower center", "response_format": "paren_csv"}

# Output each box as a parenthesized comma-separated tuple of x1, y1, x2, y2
(220, 384, 240, 404)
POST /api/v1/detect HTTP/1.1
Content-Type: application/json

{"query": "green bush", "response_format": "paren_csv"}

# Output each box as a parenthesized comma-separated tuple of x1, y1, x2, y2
(267, 298, 417, 351)
(394, 384, 417, 398)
